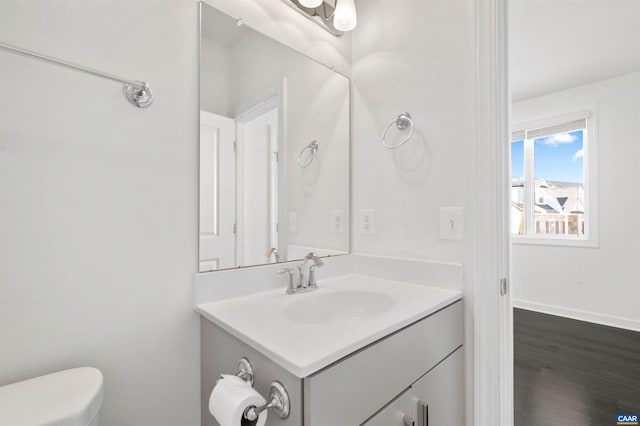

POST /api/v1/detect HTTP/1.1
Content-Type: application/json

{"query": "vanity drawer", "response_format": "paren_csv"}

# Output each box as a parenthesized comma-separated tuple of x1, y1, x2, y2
(303, 300, 463, 426)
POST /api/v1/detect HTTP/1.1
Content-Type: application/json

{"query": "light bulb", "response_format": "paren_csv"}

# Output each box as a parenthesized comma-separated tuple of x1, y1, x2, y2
(333, 0, 357, 31)
(299, 0, 324, 8)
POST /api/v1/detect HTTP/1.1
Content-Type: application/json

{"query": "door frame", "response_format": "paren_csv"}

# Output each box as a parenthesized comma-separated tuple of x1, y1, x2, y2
(473, 0, 512, 425)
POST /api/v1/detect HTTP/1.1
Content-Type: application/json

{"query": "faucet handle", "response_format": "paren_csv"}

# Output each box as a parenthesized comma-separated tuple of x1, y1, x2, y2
(308, 265, 320, 287)
(277, 268, 298, 294)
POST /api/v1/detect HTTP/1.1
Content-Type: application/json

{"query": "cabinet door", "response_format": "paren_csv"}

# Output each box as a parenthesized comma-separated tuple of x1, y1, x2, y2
(411, 348, 464, 426)
(305, 302, 463, 425)
(363, 388, 415, 426)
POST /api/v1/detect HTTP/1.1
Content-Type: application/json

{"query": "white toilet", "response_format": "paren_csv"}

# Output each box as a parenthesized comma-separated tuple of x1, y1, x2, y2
(0, 367, 104, 426)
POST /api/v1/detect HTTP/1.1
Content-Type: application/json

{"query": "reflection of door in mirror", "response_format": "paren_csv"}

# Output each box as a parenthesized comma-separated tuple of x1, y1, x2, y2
(236, 97, 279, 267)
(200, 99, 279, 272)
(199, 111, 236, 272)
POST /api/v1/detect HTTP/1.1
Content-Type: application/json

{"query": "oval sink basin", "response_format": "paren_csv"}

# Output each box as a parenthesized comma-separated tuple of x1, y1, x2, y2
(283, 291, 395, 325)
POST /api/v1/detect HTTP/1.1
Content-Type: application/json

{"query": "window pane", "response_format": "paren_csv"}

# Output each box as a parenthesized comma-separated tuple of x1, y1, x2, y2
(511, 140, 525, 234)
(533, 130, 585, 236)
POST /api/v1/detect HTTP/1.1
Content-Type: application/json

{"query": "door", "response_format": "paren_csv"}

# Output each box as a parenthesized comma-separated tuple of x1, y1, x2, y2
(364, 349, 464, 426)
(410, 348, 464, 426)
(199, 110, 236, 271)
(235, 99, 279, 267)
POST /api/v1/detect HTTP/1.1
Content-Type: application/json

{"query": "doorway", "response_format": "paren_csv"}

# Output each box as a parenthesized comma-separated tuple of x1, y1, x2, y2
(508, 0, 640, 423)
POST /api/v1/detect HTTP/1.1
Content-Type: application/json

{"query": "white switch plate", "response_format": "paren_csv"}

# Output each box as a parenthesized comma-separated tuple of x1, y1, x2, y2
(289, 212, 298, 233)
(359, 209, 375, 235)
(332, 210, 344, 234)
(440, 207, 464, 240)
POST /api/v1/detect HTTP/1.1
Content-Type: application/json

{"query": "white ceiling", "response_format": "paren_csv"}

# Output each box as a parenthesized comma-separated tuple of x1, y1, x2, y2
(510, 0, 640, 102)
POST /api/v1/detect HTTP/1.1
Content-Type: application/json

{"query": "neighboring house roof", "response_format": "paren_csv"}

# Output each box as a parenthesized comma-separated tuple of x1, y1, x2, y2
(511, 178, 584, 215)
(542, 180, 584, 215)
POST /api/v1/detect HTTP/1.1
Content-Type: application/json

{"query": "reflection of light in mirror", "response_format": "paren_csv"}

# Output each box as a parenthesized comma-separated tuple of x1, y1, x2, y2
(333, 0, 357, 31)
(299, 0, 323, 8)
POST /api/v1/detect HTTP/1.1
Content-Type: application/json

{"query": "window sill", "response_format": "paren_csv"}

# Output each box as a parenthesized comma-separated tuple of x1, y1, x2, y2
(512, 235, 599, 248)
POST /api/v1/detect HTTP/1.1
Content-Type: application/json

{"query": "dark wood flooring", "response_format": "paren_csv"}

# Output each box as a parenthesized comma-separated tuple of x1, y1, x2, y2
(514, 308, 640, 426)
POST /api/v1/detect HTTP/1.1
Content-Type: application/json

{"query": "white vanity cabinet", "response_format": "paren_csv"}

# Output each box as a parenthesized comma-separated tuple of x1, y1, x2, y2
(364, 348, 464, 426)
(201, 299, 463, 426)
(303, 301, 463, 425)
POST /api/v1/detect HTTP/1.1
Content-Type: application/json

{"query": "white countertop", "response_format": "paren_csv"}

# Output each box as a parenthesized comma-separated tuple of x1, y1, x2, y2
(196, 273, 462, 377)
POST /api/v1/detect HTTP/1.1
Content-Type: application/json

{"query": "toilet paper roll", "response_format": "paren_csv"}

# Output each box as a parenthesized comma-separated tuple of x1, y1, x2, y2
(209, 375, 267, 426)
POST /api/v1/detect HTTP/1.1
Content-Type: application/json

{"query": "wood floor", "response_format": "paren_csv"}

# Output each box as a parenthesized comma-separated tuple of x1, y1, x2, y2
(514, 308, 640, 426)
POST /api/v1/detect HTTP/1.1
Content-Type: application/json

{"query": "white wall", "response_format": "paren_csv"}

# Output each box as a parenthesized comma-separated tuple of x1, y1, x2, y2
(350, 0, 476, 423)
(0, 1, 350, 425)
(200, 36, 230, 116)
(512, 71, 640, 331)
(351, 0, 475, 262)
(0, 2, 201, 425)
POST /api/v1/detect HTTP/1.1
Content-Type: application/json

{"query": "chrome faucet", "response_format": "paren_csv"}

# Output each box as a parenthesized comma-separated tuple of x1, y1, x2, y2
(276, 252, 324, 294)
(300, 252, 324, 288)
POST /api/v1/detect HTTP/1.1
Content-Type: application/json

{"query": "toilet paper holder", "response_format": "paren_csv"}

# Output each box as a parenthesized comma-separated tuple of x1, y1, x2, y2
(235, 357, 254, 386)
(243, 381, 290, 421)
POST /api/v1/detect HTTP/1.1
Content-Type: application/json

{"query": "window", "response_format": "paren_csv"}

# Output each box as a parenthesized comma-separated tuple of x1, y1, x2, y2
(511, 110, 598, 247)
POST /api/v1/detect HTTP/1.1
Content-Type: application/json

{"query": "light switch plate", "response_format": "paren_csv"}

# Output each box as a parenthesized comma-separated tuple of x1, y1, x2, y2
(440, 207, 464, 240)
(289, 212, 298, 233)
(332, 210, 344, 234)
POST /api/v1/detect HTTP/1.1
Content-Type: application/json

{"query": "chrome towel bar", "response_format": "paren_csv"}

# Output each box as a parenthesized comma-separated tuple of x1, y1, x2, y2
(0, 41, 153, 108)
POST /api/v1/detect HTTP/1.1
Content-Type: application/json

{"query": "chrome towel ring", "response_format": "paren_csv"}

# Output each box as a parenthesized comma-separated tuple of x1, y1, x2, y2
(298, 140, 319, 168)
(382, 112, 414, 149)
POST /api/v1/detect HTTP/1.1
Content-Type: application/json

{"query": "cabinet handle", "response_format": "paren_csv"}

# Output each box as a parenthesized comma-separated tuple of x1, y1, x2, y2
(403, 414, 415, 426)
(417, 400, 429, 426)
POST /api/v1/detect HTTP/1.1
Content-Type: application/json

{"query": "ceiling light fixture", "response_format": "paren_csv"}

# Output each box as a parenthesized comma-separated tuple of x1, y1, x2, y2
(281, 0, 358, 36)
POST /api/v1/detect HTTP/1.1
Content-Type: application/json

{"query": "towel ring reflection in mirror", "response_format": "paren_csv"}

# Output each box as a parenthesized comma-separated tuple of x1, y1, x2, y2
(382, 112, 414, 149)
(298, 140, 319, 168)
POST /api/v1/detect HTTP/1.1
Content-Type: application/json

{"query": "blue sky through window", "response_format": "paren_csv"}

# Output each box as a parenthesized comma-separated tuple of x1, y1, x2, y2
(511, 130, 584, 184)
(512, 140, 524, 178)
(534, 130, 583, 184)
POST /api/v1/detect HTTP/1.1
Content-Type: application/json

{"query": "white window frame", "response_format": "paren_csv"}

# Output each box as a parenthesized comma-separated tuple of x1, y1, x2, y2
(511, 108, 599, 248)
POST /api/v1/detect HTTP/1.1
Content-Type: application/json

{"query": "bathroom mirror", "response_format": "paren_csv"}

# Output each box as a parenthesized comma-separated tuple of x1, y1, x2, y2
(199, 2, 350, 272)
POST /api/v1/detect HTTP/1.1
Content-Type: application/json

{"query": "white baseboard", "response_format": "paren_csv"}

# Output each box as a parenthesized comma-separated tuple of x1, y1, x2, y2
(513, 299, 640, 332)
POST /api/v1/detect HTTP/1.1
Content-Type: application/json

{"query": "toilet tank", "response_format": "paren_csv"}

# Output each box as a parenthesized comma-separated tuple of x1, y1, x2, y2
(0, 367, 104, 426)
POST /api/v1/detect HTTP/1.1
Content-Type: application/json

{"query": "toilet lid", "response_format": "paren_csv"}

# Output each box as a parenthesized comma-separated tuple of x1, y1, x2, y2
(0, 367, 104, 426)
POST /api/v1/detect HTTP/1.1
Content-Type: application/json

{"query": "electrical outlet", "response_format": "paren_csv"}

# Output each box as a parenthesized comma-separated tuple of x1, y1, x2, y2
(332, 210, 344, 234)
(289, 212, 298, 233)
(440, 207, 464, 240)
(359, 209, 375, 235)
